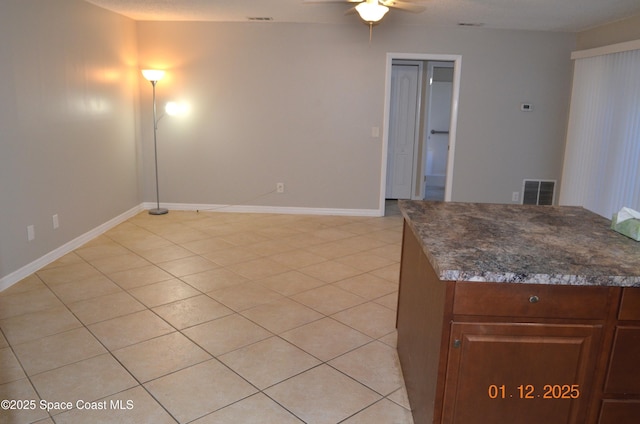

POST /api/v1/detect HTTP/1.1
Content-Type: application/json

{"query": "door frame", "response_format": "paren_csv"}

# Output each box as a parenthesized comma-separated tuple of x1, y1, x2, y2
(379, 52, 462, 214)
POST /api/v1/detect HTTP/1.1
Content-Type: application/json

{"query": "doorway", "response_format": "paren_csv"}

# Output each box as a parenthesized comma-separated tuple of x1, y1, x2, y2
(379, 53, 461, 214)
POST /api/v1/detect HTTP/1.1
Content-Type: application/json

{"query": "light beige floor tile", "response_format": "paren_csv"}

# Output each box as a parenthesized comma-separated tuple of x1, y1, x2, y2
(0, 378, 49, 423)
(144, 359, 257, 423)
(0, 306, 82, 345)
(161, 227, 211, 245)
(13, 327, 106, 376)
(226, 258, 290, 280)
(0, 274, 47, 295)
(332, 302, 397, 339)
(299, 261, 362, 283)
(108, 264, 175, 290)
(136, 244, 195, 263)
(256, 270, 326, 296)
(113, 332, 211, 382)
(53, 385, 178, 424)
(246, 239, 296, 256)
(36, 262, 102, 286)
(341, 398, 414, 424)
(304, 240, 365, 260)
(180, 237, 236, 255)
(219, 231, 270, 246)
(31, 354, 137, 406)
(329, 341, 404, 395)
(0, 332, 8, 348)
(368, 244, 402, 262)
(48, 274, 122, 304)
(366, 228, 404, 244)
(191, 392, 303, 424)
(335, 252, 398, 273)
(208, 282, 283, 311)
(373, 291, 399, 311)
(378, 330, 398, 348)
(268, 250, 327, 269)
(370, 263, 400, 283)
(157, 256, 219, 277)
(0, 286, 64, 319)
(265, 364, 381, 424)
(292, 285, 366, 315)
(219, 336, 320, 389)
(89, 252, 151, 274)
(128, 279, 200, 308)
(180, 268, 249, 293)
(88, 310, 174, 350)
(183, 314, 272, 356)
(334, 273, 398, 300)
(0, 347, 26, 384)
(280, 318, 372, 362)
(75, 242, 130, 261)
(201, 246, 260, 266)
(240, 298, 323, 334)
(41, 252, 85, 270)
(68, 291, 146, 325)
(388, 385, 412, 410)
(153, 295, 233, 330)
(112, 234, 174, 252)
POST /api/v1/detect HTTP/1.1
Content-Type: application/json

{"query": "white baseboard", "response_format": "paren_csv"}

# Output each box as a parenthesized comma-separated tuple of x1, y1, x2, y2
(0, 204, 144, 292)
(143, 202, 383, 217)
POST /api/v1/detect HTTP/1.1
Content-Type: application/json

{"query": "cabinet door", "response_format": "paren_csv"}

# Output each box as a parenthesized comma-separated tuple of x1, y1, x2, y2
(442, 322, 601, 424)
(604, 327, 640, 394)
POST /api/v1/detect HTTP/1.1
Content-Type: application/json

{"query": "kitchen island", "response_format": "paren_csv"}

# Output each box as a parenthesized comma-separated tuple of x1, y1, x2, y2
(396, 201, 640, 424)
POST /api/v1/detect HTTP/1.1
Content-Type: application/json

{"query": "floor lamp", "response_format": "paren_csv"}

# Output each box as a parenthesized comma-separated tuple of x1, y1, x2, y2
(142, 69, 169, 215)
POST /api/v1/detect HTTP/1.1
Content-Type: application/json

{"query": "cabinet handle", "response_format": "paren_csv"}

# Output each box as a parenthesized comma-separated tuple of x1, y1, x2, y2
(453, 339, 461, 348)
(529, 295, 540, 303)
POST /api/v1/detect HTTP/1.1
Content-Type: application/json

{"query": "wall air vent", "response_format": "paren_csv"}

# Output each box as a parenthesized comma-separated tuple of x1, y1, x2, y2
(522, 179, 556, 205)
(247, 17, 273, 21)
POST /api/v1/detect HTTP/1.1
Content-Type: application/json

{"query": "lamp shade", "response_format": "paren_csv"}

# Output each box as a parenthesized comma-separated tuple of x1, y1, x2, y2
(141, 69, 165, 82)
(356, 0, 389, 23)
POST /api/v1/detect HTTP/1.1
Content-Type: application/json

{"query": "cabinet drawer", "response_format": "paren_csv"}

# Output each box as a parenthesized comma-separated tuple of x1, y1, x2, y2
(619, 288, 640, 321)
(453, 282, 612, 320)
(604, 326, 640, 394)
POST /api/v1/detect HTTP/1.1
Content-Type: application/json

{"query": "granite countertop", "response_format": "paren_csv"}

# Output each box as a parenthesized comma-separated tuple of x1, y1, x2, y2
(399, 200, 640, 287)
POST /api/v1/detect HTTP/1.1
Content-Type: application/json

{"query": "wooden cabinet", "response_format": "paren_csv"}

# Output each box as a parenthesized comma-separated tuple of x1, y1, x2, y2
(441, 322, 601, 424)
(395, 222, 637, 424)
(597, 288, 640, 423)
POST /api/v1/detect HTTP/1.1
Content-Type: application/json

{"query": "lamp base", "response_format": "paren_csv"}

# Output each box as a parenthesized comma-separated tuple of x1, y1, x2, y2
(148, 208, 169, 215)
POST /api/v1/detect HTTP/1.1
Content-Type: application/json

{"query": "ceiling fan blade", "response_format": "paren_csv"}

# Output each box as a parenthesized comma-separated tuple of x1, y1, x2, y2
(381, 0, 426, 13)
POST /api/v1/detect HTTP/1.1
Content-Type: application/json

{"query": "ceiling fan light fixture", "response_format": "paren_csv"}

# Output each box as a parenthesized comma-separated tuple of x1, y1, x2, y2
(355, 0, 389, 23)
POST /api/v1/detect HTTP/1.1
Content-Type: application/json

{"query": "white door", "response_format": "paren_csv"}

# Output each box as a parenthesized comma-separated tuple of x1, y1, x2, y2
(422, 61, 454, 201)
(386, 62, 421, 199)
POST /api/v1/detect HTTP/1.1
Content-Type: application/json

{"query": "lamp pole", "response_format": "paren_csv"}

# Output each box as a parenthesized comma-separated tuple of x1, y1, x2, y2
(142, 69, 168, 215)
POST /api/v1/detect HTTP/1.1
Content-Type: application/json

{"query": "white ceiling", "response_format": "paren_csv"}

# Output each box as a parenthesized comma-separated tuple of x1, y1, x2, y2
(83, 0, 640, 32)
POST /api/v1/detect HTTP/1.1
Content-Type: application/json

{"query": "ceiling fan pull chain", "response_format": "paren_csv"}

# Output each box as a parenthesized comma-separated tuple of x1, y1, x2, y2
(369, 21, 373, 43)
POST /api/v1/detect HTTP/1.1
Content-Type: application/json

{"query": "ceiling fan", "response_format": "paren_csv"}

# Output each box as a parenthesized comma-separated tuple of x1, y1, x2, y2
(304, 0, 426, 24)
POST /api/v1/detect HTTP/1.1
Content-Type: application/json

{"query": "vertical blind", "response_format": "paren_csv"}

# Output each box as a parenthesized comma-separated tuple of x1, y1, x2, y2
(559, 47, 640, 219)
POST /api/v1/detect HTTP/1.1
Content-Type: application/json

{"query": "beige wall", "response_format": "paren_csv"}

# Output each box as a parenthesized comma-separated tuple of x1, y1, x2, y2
(577, 15, 640, 50)
(137, 21, 575, 210)
(0, 0, 140, 283)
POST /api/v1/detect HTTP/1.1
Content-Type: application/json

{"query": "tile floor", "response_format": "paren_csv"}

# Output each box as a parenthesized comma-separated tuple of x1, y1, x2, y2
(0, 207, 414, 424)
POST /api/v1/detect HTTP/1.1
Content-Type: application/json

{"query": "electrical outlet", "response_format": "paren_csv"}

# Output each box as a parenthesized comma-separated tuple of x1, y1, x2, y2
(512, 192, 520, 202)
(27, 225, 35, 241)
(52, 214, 59, 229)
(276, 183, 285, 193)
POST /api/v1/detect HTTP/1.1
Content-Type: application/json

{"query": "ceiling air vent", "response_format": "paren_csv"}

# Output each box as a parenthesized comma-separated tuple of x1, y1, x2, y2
(522, 179, 556, 205)
(247, 17, 273, 21)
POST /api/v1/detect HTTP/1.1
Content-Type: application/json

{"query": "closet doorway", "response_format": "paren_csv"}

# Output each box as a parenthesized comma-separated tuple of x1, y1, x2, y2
(380, 53, 461, 214)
